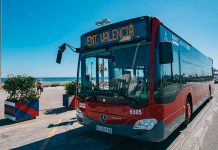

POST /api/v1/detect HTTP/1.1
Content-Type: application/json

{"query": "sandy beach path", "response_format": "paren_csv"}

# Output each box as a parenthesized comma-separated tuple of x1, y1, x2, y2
(0, 86, 66, 119)
(0, 86, 81, 150)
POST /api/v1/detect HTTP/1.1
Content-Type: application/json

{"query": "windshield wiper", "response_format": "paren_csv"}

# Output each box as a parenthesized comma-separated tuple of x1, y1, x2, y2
(112, 90, 149, 108)
(84, 95, 97, 101)
(77, 90, 98, 102)
(78, 94, 97, 102)
(112, 90, 138, 102)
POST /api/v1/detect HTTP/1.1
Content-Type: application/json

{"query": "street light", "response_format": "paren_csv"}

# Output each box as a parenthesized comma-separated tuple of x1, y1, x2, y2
(96, 18, 111, 27)
(91, 62, 93, 80)
(0, 0, 2, 84)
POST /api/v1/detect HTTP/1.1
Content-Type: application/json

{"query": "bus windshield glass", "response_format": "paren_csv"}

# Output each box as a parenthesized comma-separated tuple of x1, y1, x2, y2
(78, 42, 150, 101)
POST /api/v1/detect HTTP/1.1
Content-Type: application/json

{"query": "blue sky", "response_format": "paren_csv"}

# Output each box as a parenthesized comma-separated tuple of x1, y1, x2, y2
(2, 0, 218, 77)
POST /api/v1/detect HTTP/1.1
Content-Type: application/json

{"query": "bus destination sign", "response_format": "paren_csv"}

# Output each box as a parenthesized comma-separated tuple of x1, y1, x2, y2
(81, 17, 148, 49)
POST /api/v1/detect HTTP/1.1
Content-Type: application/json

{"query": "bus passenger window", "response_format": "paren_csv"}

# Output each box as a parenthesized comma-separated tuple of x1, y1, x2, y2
(162, 64, 172, 87)
(161, 49, 181, 103)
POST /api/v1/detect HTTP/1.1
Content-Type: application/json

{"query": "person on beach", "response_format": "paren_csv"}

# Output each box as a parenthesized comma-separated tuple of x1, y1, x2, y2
(36, 80, 43, 95)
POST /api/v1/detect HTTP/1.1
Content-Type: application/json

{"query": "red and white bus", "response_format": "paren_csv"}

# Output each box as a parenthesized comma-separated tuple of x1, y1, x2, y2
(73, 16, 214, 142)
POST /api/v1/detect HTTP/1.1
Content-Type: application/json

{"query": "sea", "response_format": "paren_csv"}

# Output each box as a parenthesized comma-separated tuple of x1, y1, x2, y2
(1, 77, 77, 82)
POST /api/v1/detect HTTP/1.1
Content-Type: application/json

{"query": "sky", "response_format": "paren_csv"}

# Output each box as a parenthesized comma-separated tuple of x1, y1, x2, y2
(2, 0, 218, 77)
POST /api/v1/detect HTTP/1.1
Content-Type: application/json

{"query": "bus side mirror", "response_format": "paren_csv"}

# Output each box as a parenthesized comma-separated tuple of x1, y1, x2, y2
(56, 43, 67, 64)
(159, 42, 173, 64)
(56, 50, 63, 64)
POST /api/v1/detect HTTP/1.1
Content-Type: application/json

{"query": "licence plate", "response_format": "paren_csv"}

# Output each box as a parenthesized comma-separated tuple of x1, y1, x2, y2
(96, 125, 112, 134)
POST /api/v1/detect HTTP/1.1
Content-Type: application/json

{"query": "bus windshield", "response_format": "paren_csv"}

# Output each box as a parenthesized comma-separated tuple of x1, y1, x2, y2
(78, 42, 150, 101)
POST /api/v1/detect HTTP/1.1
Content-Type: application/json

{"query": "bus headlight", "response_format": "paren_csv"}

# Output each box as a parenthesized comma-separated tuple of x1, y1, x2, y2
(76, 108, 84, 118)
(133, 119, 157, 130)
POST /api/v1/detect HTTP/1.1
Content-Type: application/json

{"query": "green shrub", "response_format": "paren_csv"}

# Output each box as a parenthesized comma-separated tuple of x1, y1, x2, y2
(3, 76, 39, 102)
(65, 81, 76, 96)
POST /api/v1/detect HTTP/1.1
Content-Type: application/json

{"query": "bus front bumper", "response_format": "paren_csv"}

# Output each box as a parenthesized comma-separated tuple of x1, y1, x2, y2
(77, 115, 165, 142)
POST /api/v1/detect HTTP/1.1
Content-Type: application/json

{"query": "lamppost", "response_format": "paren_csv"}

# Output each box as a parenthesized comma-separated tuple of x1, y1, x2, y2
(95, 18, 110, 84)
(0, 0, 2, 84)
(96, 18, 111, 27)
(91, 62, 93, 80)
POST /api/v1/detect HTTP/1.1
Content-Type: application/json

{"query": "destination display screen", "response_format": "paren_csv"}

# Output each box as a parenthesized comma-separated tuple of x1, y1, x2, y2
(81, 17, 148, 50)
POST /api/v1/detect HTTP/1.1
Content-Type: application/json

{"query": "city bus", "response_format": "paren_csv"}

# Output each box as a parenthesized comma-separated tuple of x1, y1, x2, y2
(62, 16, 215, 142)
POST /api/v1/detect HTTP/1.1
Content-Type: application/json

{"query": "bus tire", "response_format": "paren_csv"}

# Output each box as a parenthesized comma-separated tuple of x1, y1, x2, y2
(184, 98, 192, 126)
(208, 87, 211, 102)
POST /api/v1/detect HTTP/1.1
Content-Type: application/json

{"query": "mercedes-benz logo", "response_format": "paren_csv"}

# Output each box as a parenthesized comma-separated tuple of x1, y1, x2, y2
(100, 114, 107, 123)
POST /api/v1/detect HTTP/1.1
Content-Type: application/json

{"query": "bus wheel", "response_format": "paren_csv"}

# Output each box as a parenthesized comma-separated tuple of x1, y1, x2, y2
(184, 100, 191, 126)
(208, 88, 211, 101)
